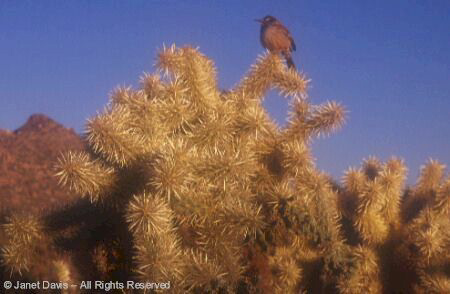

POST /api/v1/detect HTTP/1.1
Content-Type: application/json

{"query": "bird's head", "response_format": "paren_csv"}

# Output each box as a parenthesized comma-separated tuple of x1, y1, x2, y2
(255, 15, 278, 26)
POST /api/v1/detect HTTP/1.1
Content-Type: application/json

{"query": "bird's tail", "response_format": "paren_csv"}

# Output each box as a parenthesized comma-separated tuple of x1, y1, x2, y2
(283, 52, 296, 70)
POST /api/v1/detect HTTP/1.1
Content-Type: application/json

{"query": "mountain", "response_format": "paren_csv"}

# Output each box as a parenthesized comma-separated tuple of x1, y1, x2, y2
(0, 114, 84, 214)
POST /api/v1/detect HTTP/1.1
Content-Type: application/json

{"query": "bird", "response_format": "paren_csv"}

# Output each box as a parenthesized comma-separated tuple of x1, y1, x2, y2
(256, 15, 296, 69)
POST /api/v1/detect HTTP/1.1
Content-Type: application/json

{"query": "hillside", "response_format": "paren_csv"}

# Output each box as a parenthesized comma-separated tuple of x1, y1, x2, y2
(0, 114, 84, 215)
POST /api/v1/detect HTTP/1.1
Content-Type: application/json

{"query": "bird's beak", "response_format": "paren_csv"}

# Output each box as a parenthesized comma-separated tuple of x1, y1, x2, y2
(254, 19, 263, 23)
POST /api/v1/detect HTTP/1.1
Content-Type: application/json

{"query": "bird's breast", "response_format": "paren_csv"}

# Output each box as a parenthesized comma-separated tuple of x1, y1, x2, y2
(262, 25, 292, 53)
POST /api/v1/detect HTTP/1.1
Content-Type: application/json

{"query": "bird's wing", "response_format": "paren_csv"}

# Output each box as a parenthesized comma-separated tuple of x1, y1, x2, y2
(274, 23, 296, 52)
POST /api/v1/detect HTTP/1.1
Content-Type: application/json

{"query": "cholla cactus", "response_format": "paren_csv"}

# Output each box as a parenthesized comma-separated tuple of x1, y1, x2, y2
(1, 45, 448, 293)
(339, 158, 449, 293)
(2, 215, 43, 275)
(54, 45, 345, 292)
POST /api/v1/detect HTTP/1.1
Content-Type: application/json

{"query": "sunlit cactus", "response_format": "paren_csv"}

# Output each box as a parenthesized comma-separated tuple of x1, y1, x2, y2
(414, 271, 450, 294)
(335, 246, 382, 294)
(1, 45, 448, 293)
(1, 215, 43, 275)
(55, 151, 117, 202)
(126, 192, 174, 236)
(268, 246, 303, 293)
(338, 157, 448, 293)
(416, 159, 446, 194)
(434, 177, 450, 215)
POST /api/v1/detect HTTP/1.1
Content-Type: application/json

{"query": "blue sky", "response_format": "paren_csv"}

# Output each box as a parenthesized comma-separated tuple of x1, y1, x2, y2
(1, 1, 449, 185)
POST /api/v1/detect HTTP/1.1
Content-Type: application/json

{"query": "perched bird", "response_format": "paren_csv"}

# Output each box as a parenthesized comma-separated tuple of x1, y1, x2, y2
(256, 15, 296, 69)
